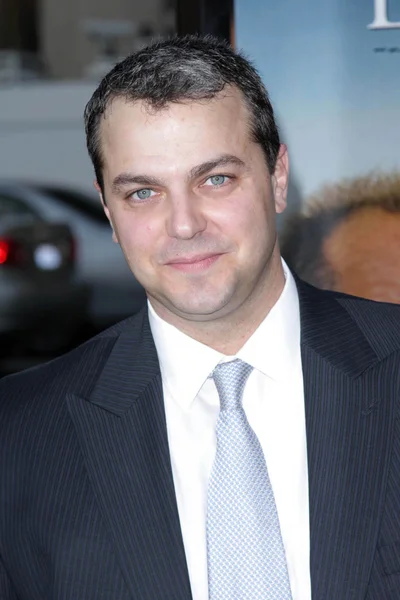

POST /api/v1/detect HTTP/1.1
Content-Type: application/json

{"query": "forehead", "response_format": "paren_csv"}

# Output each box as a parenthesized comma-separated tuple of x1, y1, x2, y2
(324, 207, 400, 302)
(324, 207, 400, 278)
(327, 207, 400, 255)
(99, 89, 254, 173)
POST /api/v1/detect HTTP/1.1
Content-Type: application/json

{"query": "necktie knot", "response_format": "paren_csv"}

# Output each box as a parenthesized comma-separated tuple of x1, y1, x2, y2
(212, 359, 253, 411)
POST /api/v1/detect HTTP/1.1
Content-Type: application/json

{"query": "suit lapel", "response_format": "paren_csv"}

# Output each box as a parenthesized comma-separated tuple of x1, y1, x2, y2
(298, 282, 397, 600)
(67, 311, 192, 600)
(67, 281, 397, 599)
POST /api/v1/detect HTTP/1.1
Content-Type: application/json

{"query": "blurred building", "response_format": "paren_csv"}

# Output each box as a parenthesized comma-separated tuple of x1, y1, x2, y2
(0, 0, 175, 81)
(0, 0, 176, 187)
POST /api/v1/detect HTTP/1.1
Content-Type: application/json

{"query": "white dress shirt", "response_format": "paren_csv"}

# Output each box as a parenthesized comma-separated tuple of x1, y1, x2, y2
(148, 263, 311, 600)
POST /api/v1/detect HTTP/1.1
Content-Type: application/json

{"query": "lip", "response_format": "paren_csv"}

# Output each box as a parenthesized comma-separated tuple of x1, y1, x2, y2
(165, 253, 223, 272)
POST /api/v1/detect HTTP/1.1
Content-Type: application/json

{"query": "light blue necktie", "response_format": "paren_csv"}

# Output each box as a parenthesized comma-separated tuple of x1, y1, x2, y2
(206, 359, 293, 599)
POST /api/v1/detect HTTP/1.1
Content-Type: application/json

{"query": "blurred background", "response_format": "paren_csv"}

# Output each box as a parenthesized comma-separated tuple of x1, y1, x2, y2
(1, 0, 399, 376)
(0, 0, 233, 376)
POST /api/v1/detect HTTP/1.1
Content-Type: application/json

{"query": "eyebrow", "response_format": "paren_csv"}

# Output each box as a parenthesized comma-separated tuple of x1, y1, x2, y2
(188, 154, 246, 180)
(111, 154, 246, 195)
(111, 173, 164, 195)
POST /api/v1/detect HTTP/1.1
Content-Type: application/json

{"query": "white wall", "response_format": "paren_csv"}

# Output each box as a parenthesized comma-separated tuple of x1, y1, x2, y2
(0, 82, 97, 191)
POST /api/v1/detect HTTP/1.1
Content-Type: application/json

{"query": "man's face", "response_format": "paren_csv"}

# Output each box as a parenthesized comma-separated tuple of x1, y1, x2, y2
(98, 88, 288, 324)
(323, 207, 400, 303)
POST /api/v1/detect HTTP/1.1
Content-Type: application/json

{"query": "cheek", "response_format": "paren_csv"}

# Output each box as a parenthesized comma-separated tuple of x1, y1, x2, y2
(217, 194, 267, 236)
(233, 202, 269, 240)
(114, 219, 155, 262)
(218, 210, 264, 264)
(217, 193, 258, 229)
(240, 203, 276, 261)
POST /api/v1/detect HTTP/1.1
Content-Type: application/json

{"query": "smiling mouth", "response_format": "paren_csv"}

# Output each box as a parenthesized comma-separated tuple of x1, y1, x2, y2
(166, 253, 223, 273)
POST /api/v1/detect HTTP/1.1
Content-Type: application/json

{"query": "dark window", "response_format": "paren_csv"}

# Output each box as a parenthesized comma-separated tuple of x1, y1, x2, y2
(0, 0, 39, 52)
(33, 186, 109, 225)
(0, 194, 40, 218)
(176, 0, 233, 42)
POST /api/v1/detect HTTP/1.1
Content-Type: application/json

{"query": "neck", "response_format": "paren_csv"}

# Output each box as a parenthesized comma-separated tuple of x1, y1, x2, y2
(150, 257, 286, 355)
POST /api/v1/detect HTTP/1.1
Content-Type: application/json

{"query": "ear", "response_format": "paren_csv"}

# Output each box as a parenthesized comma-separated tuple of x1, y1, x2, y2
(94, 180, 119, 244)
(94, 180, 106, 208)
(272, 144, 289, 215)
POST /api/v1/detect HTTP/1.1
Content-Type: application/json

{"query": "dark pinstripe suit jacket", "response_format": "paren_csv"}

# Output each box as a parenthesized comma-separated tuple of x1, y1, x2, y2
(1, 279, 400, 599)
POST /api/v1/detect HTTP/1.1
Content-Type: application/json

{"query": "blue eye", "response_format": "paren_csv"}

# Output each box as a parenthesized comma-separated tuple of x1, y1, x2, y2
(132, 188, 155, 200)
(206, 175, 228, 186)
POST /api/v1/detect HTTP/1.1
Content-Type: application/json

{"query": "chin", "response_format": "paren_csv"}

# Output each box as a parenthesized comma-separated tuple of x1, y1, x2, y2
(166, 292, 234, 320)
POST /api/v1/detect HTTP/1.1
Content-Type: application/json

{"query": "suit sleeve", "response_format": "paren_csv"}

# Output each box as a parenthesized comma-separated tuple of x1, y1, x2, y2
(0, 556, 18, 599)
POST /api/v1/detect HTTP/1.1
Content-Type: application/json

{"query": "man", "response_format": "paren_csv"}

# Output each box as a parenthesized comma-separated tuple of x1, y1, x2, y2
(1, 35, 400, 600)
(280, 173, 400, 303)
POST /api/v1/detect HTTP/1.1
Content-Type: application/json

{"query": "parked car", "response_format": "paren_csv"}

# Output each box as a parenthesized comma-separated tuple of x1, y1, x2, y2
(0, 193, 89, 357)
(0, 181, 146, 334)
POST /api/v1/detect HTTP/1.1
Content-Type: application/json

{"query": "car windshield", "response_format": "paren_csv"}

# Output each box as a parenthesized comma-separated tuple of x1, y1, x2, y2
(0, 194, 40, 219)
(34, 186, 109, 225)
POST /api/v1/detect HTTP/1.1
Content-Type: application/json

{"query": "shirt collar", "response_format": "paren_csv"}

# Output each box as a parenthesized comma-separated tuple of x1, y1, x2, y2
(236, 262, 300, 380)
(148, 260, 300, 410)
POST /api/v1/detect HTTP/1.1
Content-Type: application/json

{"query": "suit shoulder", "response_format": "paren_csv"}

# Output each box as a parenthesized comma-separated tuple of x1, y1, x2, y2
(336, 292, 400, 357)
(337, 292, 400, 325)
(0, 311, 144, 419)
(296, 278, 400, 359)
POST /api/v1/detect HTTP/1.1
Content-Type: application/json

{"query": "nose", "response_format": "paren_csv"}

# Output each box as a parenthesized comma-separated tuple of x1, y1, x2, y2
(166, 193, 207, 240)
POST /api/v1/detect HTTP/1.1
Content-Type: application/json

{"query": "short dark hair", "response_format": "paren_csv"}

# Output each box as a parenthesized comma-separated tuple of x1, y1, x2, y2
(84, 34, 280, 192)
(280, 172, 400, 289)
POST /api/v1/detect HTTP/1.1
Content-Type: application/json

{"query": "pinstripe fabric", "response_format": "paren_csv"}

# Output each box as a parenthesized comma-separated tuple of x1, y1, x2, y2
(367, 418, 400, 598)
(1, 279, 400, 599)
(338, 296, 400, 358)
(0, 316, 191, 600)
(67, 378, 191, 599)
(297, 281, 400, 600)
(0, 338, 133, 599)
(303, 347, 400, 599)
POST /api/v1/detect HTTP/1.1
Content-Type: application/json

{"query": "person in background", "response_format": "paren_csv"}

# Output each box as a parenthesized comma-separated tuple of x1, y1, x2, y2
(1, 35, 400, 600)
(280, 173, 400, 303)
